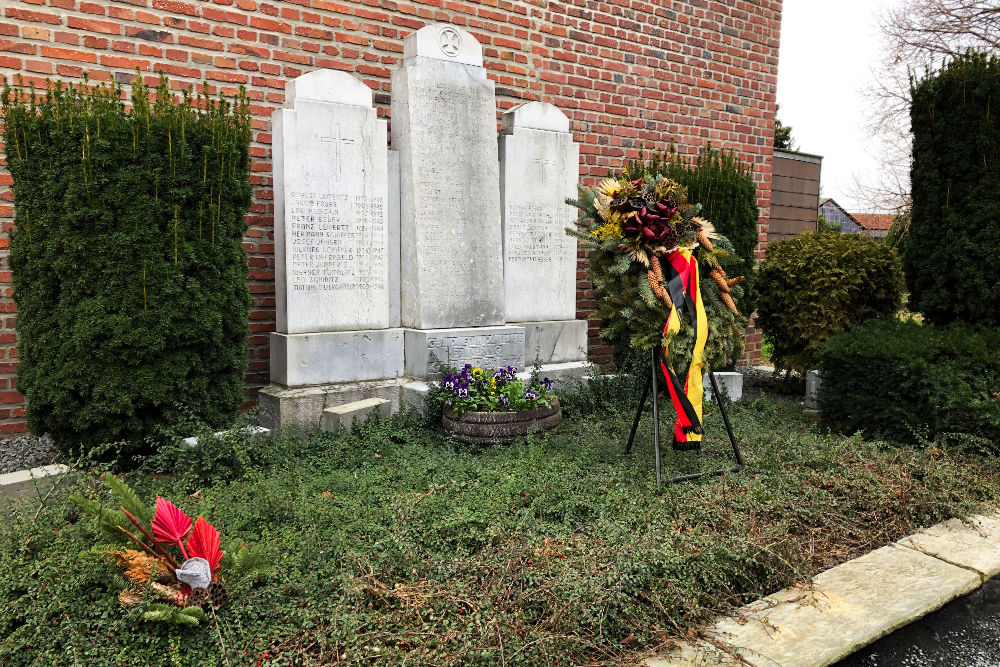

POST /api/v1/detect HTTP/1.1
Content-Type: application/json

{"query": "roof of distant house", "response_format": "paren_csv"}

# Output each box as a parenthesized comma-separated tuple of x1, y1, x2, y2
(851, 213, 895, 231)
(819, 199, 859, 223)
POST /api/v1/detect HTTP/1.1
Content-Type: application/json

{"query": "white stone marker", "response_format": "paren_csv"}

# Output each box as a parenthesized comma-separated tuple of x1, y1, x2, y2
(391, 24, 505, 329)
(273, 69, 391, 333)
(269, 69, 403, 393)
(499, 101, 587, 366)
(500, 101, 579, 322)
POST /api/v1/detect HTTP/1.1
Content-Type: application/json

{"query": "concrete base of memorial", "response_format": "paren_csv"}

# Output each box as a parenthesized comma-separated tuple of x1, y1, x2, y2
(269, 329, 404, 387)
(402, 325, 526, 378)
(516, 319, 588, 365)
(258, 378, 406, 432)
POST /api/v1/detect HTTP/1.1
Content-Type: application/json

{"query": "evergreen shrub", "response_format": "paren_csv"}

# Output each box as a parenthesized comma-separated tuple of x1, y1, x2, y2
(756, 232, 904, 375)
(1, 74, 252, 456)
(819, 319, 1000, 448)
(904, 51, 1000, 325)
(626, 145, 760, 314)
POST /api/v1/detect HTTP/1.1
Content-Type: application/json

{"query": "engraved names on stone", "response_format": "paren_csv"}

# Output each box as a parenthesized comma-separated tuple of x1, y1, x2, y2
(273, 70, 391, 334)
(500, 101, 580, 322)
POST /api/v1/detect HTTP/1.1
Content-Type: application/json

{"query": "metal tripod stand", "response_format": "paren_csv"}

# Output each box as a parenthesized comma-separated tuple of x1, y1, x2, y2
(625, 348, 746, 485)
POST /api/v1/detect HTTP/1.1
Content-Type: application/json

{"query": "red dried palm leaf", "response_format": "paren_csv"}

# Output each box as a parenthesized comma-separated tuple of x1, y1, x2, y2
(151, 497, 192, 558)
(186, 516, 223, 573)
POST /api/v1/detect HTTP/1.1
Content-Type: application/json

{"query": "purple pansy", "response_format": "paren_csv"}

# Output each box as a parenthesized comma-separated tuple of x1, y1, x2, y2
(499, 396, 510, 408)
(457, 387, 469, 398)
(524, 389, 538, 400)
(541, 377, 554, 390)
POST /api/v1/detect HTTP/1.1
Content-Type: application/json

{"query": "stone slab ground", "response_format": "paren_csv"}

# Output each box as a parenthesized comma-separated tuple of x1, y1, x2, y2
(646, 510, 1000, 666)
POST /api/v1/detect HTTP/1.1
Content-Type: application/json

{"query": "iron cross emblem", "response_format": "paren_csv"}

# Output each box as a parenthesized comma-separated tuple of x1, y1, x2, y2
(438, 27, 462, 57)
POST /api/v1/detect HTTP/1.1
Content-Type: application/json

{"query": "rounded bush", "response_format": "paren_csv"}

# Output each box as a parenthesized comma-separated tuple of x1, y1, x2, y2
(819, 319, 1000, 447)
(2, 75, 252, 457)
(756, 232, 904, 375)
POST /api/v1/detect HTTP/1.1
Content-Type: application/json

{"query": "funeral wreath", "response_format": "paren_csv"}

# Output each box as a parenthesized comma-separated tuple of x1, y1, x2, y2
(568, 172, 747, 448)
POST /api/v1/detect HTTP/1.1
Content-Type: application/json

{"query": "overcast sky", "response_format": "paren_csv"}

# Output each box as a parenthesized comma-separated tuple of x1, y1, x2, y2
(776, 0, 901, 213)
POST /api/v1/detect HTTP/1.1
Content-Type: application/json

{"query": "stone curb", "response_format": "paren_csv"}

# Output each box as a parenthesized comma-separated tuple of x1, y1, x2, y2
(645, 510, 1000, 667)
(1, 464, 72, 519)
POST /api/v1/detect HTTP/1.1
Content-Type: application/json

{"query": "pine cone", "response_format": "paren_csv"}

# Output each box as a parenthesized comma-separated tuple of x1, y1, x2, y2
(710, 267, 731, 293)
(647, 256, 673, 310)
(727, 276, 746, 289)
(696, 230, 715, 252)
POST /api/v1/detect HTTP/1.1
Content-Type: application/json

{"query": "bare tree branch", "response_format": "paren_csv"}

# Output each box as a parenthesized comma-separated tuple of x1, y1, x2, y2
(857, 0, 999, 212)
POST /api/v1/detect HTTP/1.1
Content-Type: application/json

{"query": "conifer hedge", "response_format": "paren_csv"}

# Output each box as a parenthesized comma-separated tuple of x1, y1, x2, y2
(905, 51, 1000, 326)
(1, 74, 252, 456)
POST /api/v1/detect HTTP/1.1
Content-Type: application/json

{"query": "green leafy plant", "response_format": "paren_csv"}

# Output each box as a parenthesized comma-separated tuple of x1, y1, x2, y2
(433, 364, 554, 416)
(756, 232, 904, 375)
(1, 73, 252, 458)
(819, 318, 1000, 447)
(904, 51, 1000, 326)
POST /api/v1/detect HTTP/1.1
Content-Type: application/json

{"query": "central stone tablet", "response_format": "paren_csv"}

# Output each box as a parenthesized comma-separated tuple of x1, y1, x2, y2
(391, 24, 505, 329)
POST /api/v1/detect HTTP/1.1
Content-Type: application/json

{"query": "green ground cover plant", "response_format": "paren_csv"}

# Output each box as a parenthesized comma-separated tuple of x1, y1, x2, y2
(3, 379, 998, 666)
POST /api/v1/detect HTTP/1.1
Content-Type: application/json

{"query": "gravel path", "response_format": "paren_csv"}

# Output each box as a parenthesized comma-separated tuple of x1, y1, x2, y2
(0, 433, 62, 474)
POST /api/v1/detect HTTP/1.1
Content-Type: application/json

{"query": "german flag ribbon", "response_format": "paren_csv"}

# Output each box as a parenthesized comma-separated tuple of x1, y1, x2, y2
(659, 248, 708, 444)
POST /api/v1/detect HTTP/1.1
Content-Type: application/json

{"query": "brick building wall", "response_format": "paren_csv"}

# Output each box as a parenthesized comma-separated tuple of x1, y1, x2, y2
(0, 0, 782, 434)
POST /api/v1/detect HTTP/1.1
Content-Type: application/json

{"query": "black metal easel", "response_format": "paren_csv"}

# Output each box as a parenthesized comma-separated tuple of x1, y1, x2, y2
(625, 347, 745, 486)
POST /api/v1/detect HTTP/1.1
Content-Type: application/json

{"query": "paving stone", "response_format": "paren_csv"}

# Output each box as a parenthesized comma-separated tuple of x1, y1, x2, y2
(646, 544, 980, 667)
(898, 513, 1000, 580)
(321, 397, 392, 432)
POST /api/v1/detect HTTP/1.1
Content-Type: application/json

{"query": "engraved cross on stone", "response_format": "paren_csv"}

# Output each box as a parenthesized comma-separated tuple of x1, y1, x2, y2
(321, 122, 355, 181)
(532, 157, 556, 169)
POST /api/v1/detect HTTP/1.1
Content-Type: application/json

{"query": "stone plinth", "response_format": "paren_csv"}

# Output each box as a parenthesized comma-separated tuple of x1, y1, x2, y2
(391, 25, 505, 329)
(518, 319, 588, 365)
(499, 102, 579, 322)
(258, 379, 405, 432)
(269, 329, 404, 387)
(403, 325, 525, 378)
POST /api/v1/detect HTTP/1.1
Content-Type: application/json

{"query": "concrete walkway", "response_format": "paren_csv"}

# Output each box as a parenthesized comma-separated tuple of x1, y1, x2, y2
(645, 512, 1000, 667)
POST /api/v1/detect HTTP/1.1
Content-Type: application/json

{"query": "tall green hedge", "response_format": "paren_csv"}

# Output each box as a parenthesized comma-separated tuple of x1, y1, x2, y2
(2, 74, 252, 455)
(905, 51, 1000, 326)
(626, 145, 760, 313)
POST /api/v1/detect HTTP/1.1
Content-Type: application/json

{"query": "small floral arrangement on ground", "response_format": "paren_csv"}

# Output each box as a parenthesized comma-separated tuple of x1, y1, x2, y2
(435, 364, 555, 416)
(71, 473, 271, 627)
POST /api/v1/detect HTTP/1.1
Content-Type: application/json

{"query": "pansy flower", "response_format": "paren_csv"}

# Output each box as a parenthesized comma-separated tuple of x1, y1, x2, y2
(499, 396, 510, 408)
(541, 377, 554, 390)
(524, 389, 538, 400)
(457, 387, 469, 398)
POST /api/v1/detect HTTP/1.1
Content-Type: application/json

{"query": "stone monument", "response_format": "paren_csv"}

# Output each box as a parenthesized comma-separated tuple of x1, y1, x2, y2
(391, 24, 525, 376)
(499, 101, 587, 368)
(260, 69, 404, 429)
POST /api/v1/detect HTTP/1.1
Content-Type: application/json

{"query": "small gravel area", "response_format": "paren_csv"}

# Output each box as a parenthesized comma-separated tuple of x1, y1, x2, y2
(0, 433, 62, 475)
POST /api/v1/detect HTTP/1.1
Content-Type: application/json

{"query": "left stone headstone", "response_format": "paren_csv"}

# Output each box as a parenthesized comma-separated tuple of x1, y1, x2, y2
(273, 70, 391, 333)
(264, 70, 403, 430)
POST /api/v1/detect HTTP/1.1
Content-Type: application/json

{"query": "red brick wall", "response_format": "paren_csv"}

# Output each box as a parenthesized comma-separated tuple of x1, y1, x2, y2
(0, 0, 780, 434)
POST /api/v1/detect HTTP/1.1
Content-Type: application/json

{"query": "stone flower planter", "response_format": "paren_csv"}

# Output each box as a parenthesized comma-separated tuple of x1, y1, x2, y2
(442, 398, 562, 444)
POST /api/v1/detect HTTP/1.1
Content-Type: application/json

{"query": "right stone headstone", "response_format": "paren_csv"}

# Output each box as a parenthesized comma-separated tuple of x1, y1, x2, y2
(391, 24, 505, 330)
(500, 102, 587, 365)
(500, 102, 579, 322)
